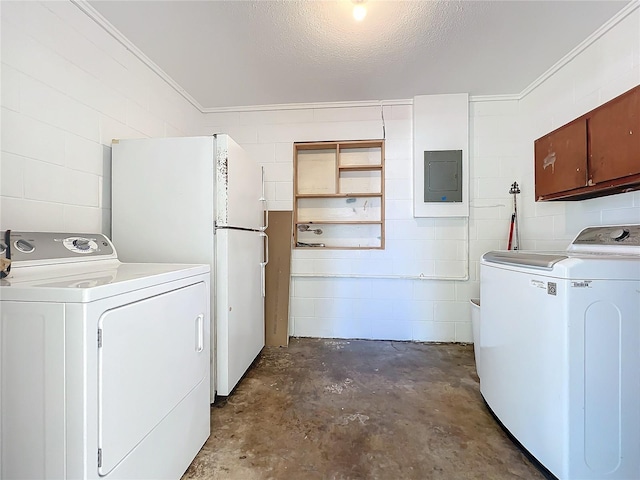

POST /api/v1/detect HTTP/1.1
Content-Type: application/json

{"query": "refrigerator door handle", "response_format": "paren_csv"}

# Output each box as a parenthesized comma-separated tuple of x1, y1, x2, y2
(260, 231, 268, 297)
(260, 231, 269, 267)
(261, 203, 269, 231)
(259, 167, 269, 231)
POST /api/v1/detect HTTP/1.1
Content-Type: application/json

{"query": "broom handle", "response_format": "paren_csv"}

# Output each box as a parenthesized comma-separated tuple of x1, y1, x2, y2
(507, 214, 515, 250)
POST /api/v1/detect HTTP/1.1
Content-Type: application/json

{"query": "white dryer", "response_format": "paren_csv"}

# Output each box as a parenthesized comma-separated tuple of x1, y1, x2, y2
(0, 231, 211, 480)
(480, 225, 640, 480)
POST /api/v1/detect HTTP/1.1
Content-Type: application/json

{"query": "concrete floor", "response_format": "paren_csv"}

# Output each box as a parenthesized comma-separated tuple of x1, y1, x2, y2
(182, 338, 544, 480)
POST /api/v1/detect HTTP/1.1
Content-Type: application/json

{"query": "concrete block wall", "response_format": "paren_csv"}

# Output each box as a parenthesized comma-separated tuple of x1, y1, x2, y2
(198, 102, 523, 342)
(0, 1, 201, 235)
(517, 6, 640, 249)
(196, 5, 640, 342)
(1, 1, 638, 343)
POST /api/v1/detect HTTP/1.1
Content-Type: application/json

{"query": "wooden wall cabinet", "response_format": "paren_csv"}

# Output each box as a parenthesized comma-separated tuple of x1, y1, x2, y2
(294, 140, 385, 249)
(535, 85, 640, 201)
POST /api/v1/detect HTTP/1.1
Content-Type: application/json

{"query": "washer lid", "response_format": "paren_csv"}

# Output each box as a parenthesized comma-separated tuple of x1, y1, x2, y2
(482, 251, 569, 270)
(0, 262, 210, 303)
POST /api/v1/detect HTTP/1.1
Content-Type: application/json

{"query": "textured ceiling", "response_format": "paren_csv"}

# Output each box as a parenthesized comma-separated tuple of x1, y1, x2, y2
(88, 0, 631, 110)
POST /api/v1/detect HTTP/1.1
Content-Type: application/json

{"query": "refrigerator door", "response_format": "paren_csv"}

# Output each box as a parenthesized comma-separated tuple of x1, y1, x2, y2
(216, 135, 265, 230)
(215, 228, 265, 396)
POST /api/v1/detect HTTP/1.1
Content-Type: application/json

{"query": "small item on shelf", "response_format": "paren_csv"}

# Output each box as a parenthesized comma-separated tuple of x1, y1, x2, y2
(298, 224, 323, 235)
(296, 242, 325, 247)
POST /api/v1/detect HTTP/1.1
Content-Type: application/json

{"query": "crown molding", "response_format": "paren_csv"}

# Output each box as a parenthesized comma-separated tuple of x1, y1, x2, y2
(70, 0, 205, 112)
(469, 94, 521, 103)
(73, 0, 639, 113)
(202, 98, 412, 113)
(471, 1, 639, 104)
(519, 0, 639, 100)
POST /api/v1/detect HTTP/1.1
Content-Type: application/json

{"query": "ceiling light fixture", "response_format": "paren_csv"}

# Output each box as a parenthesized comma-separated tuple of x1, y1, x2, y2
(352, 0, 367, 21)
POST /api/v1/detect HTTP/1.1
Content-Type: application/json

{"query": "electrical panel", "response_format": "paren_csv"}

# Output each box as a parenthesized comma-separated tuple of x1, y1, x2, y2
(413, 93, 469, 217)
(424, 150, 462, 203)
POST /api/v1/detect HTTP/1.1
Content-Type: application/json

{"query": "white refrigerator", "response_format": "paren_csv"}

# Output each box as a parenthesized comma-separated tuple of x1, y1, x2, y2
(111, 134, 267, 398)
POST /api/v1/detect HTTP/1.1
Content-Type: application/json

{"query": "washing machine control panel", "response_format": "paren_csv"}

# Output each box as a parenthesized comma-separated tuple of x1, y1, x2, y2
(0, 231, 116, 264)
(569, 225, 640, 253)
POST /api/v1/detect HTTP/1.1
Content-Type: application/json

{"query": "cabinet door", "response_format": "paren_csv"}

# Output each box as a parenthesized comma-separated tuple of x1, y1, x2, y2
(534, 119, 588, 199)
(589, 87, 640, 184)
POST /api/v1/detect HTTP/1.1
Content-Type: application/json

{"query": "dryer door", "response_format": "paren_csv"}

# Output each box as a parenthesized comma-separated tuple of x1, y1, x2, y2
(97, 281, 208, 476)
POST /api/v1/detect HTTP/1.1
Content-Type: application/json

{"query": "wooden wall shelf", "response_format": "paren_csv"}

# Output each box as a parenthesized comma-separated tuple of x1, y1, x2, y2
(294, 140, 385, 249)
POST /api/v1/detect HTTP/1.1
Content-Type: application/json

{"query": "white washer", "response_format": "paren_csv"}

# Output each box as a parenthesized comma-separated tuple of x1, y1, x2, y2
(480, 225, 640, 480)
(0, 232, 211, 480)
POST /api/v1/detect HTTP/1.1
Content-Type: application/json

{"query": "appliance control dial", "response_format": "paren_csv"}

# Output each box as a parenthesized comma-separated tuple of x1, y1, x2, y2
(73, 238, 90, 250)
(63, 237, 99, 254)
(0, 242, 6, 255)
(15, 239, 35, 253)
(610, 228, 630, 242)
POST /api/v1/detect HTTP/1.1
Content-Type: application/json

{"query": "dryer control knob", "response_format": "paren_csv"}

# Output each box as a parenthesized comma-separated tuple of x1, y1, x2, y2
(610, 228, 630, 241)
(15, 239, 35, 253)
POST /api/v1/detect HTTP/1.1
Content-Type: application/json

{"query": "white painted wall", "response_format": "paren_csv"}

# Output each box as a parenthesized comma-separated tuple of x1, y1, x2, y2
(197, 5, 640, 342)
(0, 1, 201, 235)
(517, 7, 640, 247)
(197, 103, 491, 342)
(1, 1, 638, 342)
